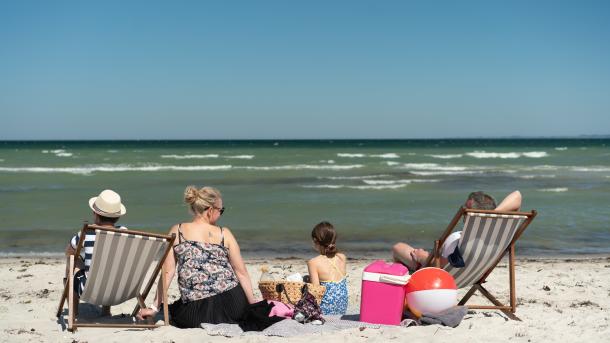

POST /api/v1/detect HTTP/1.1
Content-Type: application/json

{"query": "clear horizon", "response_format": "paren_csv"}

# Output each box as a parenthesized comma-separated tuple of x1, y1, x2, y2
(2, 1, 610, 140)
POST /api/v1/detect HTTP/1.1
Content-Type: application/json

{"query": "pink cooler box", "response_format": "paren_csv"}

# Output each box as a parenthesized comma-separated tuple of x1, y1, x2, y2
(360, 260, 410, 325)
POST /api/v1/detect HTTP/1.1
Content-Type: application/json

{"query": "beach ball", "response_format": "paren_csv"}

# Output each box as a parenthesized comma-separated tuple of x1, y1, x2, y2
(404, 267, 457, 317)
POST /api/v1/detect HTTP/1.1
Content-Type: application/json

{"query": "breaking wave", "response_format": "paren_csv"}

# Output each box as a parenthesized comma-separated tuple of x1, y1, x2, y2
(302, 184, 407, 190)
(466, 151, 548, 159)
(161, 154, 219, 159)
(538, 188, 568, 192)
(337, 153, 399, 159)
(427, 154, 463, 159)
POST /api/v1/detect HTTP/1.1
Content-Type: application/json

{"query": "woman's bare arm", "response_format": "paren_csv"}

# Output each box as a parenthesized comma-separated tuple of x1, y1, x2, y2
(224, 228, 256, 304)
(307, 259, 320, 285)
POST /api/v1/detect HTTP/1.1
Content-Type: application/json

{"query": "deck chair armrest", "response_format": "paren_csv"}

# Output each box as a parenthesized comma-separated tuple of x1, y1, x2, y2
(424, 207, 466, 267)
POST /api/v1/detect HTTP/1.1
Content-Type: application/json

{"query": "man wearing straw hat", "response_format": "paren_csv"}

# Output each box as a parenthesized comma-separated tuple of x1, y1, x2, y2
(64, 189, 128, 316)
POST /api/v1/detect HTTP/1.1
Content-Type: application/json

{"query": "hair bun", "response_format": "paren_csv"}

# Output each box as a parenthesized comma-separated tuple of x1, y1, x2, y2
(184, 186, 200, 204)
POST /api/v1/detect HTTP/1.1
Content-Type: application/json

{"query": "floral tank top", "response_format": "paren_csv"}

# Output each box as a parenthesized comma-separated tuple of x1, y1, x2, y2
(173, 225, 239, 303)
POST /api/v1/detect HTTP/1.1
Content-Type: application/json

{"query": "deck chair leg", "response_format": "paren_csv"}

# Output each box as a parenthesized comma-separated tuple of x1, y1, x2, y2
(458, 285, 478, 306)
(57, 255, 73, 317)
(67, 255, 76, 332)
(509, 244, 517, 312)
(162, 265, 169, 326)
(477, 284, 521, 321)
(57, 280, 69, 318)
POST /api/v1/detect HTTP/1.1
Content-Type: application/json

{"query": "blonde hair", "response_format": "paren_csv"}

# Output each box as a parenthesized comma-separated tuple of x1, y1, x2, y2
(184, 185, 222, 216)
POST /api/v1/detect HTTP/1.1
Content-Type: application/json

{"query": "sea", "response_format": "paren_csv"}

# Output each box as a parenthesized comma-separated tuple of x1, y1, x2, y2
(1, 139, 609, 258)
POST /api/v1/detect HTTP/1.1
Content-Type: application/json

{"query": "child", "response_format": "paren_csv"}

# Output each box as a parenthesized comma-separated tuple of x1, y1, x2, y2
(307, 221, 348, 315)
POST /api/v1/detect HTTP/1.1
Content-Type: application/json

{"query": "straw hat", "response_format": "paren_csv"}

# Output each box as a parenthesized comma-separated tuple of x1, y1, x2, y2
(88, 189, 127, 218)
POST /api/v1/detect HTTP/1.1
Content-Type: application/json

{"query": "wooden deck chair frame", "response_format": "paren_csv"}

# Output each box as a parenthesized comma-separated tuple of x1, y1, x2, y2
(424, 207, 537, 321)
(56, 224, 176, 331)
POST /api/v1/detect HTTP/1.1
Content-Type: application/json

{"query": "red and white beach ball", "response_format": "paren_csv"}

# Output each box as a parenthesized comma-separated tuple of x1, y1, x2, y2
(404, 267, 457, 317)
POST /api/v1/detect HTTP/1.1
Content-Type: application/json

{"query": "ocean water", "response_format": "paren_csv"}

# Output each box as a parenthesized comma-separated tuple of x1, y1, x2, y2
(1, 139, 609, 257)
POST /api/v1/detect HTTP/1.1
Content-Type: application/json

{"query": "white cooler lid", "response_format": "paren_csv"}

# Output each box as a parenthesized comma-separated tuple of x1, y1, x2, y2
(362, 271, 410, 285)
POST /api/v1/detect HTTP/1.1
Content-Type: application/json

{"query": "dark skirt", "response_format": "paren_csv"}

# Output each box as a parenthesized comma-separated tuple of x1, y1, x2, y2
(168, 284, 248, 328)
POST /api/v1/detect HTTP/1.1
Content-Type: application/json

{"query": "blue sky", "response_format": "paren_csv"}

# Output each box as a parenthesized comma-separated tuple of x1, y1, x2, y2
(1, 1, 609, 139)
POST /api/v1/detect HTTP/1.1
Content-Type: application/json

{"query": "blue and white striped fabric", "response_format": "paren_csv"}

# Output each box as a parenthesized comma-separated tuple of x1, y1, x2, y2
(70, 226, 127, 276)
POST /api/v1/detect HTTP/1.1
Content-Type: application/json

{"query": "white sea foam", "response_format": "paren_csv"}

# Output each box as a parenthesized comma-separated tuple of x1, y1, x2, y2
(555, 147, 568, 151)
(302, 184, 407, 190)
(427, 154, 463, 159)
(302, 184, 345, 189)
(237, 164, 363, 171)
(370, 153, 399, 159)
(225, 155, 254, 159)
(362, 180, 411, 185)
(0, 163, 363, 174)
(410, 171, 483, 176)
(362, 179, 439, 185)
(519, 174, 556, 179)
(161, 154, 219, 159)
(385, 161, 400, 166)
(337, 153, 365, 158)
(337, 153, 399, 159)
(0, 164, 233, 175)
(107, 150, 119, 153)
(522, 151, 548, 158)
(538, 188, 568, 192)
(400, 163, 469, 171)
(571, 167, 610, 172)
(350, 184, 406, 190)
(530, 165, 610, 173)
(531, 165, 558, 171)
(466, 151, 548, 159)
(0, 159, 4, 162)
(42, 149, 73, 157)
(320, 174, 391, 180)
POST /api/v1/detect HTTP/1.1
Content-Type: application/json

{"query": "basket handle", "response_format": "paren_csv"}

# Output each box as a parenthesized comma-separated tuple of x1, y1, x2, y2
(275, 283, 296, 305)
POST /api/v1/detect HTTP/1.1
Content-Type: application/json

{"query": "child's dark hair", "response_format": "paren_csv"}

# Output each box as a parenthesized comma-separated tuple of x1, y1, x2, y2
(311, 221, 337, 258)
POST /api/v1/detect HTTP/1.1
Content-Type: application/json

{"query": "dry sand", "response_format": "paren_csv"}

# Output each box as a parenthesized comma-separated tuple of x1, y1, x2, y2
(0, 255, 609, 342)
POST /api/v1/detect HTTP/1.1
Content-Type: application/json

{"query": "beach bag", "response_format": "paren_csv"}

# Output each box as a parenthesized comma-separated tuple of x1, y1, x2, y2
(277, 283, 325, 324)
(259, 281, 326, 304)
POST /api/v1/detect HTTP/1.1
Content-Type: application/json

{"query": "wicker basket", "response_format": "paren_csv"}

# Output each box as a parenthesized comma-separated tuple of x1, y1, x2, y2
(258, 281, 326, 305)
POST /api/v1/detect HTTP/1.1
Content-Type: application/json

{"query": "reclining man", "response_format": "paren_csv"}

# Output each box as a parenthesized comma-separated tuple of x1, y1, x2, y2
(392, 190, 522, 271)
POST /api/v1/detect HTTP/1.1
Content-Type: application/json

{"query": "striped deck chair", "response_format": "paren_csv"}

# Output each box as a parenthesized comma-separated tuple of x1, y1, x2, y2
(56, 224, 176, 331)
(425, 207, 537, 320)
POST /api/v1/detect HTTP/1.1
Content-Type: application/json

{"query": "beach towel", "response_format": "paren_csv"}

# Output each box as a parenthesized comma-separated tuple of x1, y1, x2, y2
(420, 306, 468, 328)
(201, 314, 382, 337)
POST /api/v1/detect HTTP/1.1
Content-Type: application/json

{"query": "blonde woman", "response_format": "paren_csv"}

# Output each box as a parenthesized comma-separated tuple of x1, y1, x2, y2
(137, 186, 256, 328)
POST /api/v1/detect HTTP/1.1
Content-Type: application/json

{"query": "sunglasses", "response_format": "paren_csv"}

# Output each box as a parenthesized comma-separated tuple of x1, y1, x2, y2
(215, 206, 225, 215)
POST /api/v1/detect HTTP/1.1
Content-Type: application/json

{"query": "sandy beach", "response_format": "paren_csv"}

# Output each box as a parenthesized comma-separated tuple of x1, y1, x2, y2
(0, 255, 608, 342)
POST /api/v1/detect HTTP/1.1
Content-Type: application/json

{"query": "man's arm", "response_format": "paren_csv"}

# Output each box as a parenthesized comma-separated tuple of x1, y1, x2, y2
(495, 190, 522, 212)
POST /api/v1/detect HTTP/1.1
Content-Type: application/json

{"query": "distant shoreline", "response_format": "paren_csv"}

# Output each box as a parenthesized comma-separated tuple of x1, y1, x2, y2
(1, 137, 610, 143)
